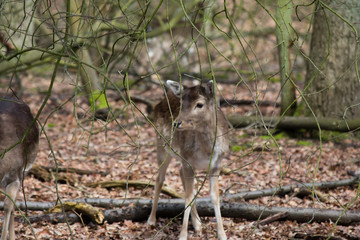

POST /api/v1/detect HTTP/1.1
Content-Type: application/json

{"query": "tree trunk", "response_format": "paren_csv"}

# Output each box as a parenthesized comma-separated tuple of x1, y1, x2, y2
(0, 0, 35, 50)
(68, 0, 109, 117)
(275, 0, 296, 116)
(304, 0, 360, 119)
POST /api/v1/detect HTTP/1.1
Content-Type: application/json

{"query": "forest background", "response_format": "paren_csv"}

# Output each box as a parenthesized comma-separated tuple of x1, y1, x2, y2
(0, 0, 360, 239)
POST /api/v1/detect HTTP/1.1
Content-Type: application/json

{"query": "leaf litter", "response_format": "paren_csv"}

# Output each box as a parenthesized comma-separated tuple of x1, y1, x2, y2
(0, 74, 359, 239)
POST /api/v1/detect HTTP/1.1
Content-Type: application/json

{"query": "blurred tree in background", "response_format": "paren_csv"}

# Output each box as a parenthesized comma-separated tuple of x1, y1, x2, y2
(0, 0, 359, 123)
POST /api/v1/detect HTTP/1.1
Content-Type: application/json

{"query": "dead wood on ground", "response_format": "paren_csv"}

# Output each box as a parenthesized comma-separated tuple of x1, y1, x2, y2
(86, 180, 184, 198)
(4, 177, 357, 211)
(224, 177, 359, 202)
(30, 165, 109, 177)
(228, 115, 360, 132)
(220, 99, 280, 108)
(258, 212, 289, 225)
(48, 202, 104, 224)
(29, 165, 78, 185)
(19, 201, 360, 226)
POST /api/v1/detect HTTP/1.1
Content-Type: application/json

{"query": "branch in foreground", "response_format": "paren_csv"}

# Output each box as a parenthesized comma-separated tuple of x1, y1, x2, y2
(228, 115, 360, 132)
(19, 201, 360, 226)
(0, 45, 64, 74)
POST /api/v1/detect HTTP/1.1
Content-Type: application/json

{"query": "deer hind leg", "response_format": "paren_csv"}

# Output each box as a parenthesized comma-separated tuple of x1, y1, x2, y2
(1, 180, 20, 240)
(179, 165, 198, 240)
(210, 167, 227, 240)
(180, 165, 201, 234)
(147, 145, 171, 226)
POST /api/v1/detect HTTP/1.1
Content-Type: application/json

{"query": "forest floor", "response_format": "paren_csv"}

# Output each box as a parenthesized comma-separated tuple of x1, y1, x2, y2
(1, 73, 360, 240)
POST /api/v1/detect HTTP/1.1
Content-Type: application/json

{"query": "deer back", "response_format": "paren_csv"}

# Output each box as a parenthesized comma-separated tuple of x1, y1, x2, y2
(0, 99, 39, 188)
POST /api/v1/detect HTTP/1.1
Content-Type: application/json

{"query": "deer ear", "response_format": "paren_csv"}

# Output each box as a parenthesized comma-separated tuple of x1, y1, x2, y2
(166, 80, 183, 97)
(205, 80, 214, 96)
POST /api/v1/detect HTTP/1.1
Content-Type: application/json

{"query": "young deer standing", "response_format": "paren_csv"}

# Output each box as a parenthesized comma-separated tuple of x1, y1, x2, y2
(0, 98, 39, 240)
(148, 80, 229, 240)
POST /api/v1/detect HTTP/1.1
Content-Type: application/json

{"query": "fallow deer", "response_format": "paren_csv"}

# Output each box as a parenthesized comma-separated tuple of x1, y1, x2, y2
(0, 98, 39, 240)
(148, 80, 229, 240)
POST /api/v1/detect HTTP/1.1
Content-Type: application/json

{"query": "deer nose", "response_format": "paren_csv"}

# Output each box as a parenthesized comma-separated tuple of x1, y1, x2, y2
(173, 121, 182, 128)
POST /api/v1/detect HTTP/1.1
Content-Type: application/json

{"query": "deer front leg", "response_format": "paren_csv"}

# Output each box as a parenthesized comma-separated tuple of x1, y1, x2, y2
(180, 165, 201, 234)
(210, 167, 226, 240)
(1, 180, 20, 240)
(179, 165, 196, 240)
(148, 146, 171, 226)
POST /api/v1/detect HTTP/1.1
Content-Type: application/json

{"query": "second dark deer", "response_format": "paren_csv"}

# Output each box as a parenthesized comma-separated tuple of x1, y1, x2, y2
(0, 98, 39, 240)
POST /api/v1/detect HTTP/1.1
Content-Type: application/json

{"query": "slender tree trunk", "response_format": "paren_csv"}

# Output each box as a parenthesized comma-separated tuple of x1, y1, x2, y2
(0, 0, 35, 95)
(68, 0, 109, 116)
(275, 0, 296, 116)
(0, 0, 35, 50)
(304, 0, 360, 119)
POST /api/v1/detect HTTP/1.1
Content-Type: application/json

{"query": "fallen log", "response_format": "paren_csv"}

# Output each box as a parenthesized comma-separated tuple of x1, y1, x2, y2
(86, 180, 184, 199)
(42, 166, 109, 176)
(18, 201, 360, 226)
(224, 177, 359, 201)
(47, 202, 104, 224)
(3, 177, 358, 211)
(258, 212, 289, 225)
(29, 165, 78, 185)
(228, 115, 360, 132)
(29, 165, 109, 182)
(220, 99, 280, 108)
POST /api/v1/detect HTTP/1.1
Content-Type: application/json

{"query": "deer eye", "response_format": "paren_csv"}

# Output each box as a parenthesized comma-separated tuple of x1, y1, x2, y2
(196, 103, 204, 109)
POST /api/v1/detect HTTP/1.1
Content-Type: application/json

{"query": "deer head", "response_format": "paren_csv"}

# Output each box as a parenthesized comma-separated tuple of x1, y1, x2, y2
(166, 80, 216, 132)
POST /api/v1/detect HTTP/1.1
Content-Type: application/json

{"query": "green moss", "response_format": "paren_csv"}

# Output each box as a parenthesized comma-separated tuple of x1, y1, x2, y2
(316, 130, 349, 142)
(274, 132, 287, 140)
(269, 77, 281, 83)
(260, 132, 288, 140)
(296, 140, 312, 146)
(293, 101, 305, 117)
(237, 133, 249, 139)
(260, 135, 270, 140)
(295, 71, 304, 82)
(231, 145, 247, 152)
(113, 79, 136, 89)
(89, 91, 109, 112)
(47, 123, 55, 128)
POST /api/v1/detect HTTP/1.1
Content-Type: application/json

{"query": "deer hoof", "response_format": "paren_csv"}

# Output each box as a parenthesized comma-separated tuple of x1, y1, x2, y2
(179, 230, 188, 240)
(217, 231, 227, 240)
(147, 217, 156, 227)
(192, 219, 202, 233)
